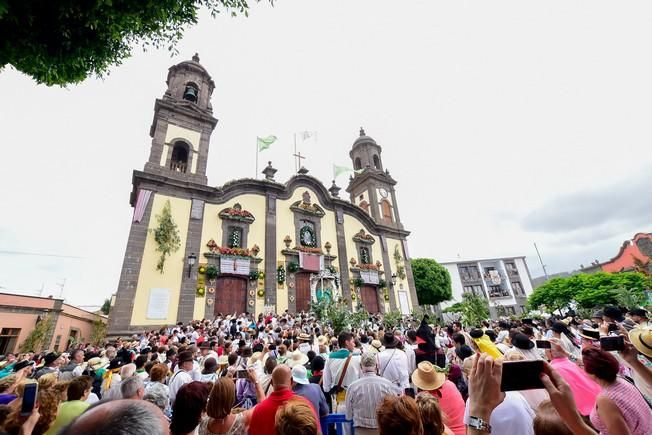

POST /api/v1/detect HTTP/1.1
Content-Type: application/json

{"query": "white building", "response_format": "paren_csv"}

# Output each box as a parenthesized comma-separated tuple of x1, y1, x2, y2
(440, 256, 535, 318)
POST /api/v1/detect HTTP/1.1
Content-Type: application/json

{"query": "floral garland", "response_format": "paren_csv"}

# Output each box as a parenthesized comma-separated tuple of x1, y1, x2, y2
(352, 277, 364, 288)
(249, 270, 264, 281)
(358, 263, 379, 271)
(277, 265, 286, 285)
(205, 266, 219, 280)
(217, 246, 251, 257)
(287, 262, 299, 273)
(294, 246, 322, 254)
(299, 226, 316, 248)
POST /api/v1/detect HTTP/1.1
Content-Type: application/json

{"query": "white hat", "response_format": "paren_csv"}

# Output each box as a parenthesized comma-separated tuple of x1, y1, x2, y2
(291, 365, 309, 385)
(287, 350, 309, 367)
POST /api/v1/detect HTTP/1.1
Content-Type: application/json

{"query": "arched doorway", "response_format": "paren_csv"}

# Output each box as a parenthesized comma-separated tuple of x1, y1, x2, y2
(295, 273, 312, 313)
(214, 276, 247, 316)
(360, 285, 380, 313)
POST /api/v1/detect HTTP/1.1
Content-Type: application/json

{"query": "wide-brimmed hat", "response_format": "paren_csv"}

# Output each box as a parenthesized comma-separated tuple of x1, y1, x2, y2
(108, 358, 125, 371)
(287, 350, 309, 367)
(43, 352, 59, 366)
(248, 352, 263, 367)
(298, 333, 311, 341)
(177, 351, 194, 364)
(512, 333, 534, 350)
(411, 361, 446, 391)
(87, 357, 104, 371)
(13, 360, 35, 372)
(199, 342, 211, 349)
(578, 327, 600, 341)
(291, 365, 310, 385)
(369, 340, 384, 354)
(382, 332, 399, 348)
(317, 335, 329, 346)
(217, 355, 229, 366)
(629, 327, 652, 358)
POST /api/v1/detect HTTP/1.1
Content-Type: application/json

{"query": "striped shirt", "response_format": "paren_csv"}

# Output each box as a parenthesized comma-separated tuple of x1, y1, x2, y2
(345, 372, 401, 429)
(590, 377, 652, 435)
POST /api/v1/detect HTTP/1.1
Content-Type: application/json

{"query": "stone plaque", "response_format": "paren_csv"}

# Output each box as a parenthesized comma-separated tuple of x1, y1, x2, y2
(191, 199, 205, 220)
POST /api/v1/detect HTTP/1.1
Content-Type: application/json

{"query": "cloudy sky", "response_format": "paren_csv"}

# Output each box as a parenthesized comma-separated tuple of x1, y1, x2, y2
(1, 1, 651, 308)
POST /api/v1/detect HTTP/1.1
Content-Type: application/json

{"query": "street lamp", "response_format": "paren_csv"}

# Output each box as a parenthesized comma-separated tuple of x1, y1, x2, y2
(391, 273, 397, 286)
(187, 253, 197, 278)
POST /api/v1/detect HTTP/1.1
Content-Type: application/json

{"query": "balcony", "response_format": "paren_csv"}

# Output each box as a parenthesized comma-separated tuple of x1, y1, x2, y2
(170, 160, 187, 173)
(488, 285, 511, 299)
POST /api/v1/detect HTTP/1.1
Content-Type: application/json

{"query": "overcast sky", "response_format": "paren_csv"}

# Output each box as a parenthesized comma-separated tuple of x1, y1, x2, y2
(1, 1, 651, 308)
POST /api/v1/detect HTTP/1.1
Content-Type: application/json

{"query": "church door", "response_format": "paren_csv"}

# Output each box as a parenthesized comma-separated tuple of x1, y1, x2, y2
(214, 277, 247, 316)
(360, 285, 380, 313)
(295, 273, 312, 313)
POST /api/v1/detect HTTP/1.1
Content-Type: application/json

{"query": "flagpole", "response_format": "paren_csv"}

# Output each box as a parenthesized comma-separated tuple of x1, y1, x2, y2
(293, 133, 297, 172)
(255, 138, 258, 180)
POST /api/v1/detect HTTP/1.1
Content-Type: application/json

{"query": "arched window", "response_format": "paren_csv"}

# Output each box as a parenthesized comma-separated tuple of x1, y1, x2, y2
(359, 247, 371, 264)
(170, 141, 189, 173)
(359, 200, 370, 215)
(354, 157, 362, 170)
(381, 200, 393, 222)
(373, 154, 381, 169)
(183, 83, 199, 103)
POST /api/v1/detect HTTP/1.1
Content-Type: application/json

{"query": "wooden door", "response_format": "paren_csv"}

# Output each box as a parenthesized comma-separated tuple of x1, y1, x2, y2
(214, 277, 247, 317)
(295, 273, 312, 313)
(360, 285, 380, 313)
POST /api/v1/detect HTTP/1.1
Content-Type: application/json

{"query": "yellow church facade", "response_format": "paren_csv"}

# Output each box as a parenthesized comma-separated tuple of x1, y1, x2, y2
(108, 56, 417, 335)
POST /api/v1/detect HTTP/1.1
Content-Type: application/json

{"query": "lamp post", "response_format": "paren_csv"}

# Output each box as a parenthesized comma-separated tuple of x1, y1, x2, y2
(391, 273, 397, 286)
(187, 253, 197, 278)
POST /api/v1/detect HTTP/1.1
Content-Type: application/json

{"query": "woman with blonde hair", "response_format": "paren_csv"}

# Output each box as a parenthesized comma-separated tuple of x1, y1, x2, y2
(415, 392, 454, 435)
(4, 388, 60, 435)
(275, 397, 319, 435)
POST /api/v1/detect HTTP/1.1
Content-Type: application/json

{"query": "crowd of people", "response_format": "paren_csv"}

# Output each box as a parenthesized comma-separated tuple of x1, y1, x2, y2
(0, 305, 651, 435)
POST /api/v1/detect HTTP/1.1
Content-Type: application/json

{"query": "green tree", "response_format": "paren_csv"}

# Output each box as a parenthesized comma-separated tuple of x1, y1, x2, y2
(527, 272, 651, 311)
(0, 0, 271, 86)
(19, 313, 54, 352)
(90, 319, 107, 347)
(150, 200, 181, 273)
(411, 258, 452, 306)
(443, 293, 489, 327)
(382, 310, 403, 330)
(101, 298, 111, 315)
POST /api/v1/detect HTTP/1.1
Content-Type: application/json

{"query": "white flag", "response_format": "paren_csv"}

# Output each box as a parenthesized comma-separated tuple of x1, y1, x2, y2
(298, 131, 317, 142)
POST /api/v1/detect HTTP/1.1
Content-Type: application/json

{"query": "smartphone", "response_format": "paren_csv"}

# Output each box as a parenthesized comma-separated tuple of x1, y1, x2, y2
(607, 323, 619, 333)
(236, 369, 248, 379)
(535, 340, 551, 349)
(21, 383, 38, 417)
(500, 360, 545, 391)
(600, 336, 624, 352)
(404, 387, 415, 398)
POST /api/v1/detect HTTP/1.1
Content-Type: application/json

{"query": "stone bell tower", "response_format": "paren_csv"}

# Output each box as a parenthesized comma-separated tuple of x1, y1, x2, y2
(144, 53, 218, 185)
(346, 128, 403, 228)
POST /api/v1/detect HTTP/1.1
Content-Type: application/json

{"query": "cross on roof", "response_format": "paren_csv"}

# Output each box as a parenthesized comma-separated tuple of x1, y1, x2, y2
(293, 151, 306, 172)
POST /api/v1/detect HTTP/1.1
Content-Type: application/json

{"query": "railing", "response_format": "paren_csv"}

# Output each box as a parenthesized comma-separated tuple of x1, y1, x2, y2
(170, 160, 187, 173)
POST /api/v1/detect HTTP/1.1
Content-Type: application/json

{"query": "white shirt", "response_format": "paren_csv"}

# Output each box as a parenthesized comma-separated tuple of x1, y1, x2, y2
(169, 370, 193, 405)
(376, 348, 410, 390)
(322, 352, 361, 393)
(464, 391, 535, 435)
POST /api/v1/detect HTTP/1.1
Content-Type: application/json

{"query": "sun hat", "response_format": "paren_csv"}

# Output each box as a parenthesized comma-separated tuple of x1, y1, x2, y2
(12, 360, 35, 372)
(107, 358, 125, 371)
(512, 333, 534, 350)
(369, 340, 384, 354)
(411, 361, 446, 391)
(291, 365, 310, 385)
(578, 327, 600, 341)
(298, 333, 311, 341)
(87, 357, 104, 371)
(287, 350, 309, 367)
(629, 327, 652, 358)
(217, 355, 229, 366)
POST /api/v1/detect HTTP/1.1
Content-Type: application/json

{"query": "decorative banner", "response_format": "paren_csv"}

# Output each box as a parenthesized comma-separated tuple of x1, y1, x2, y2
(299, 252, 323, 272)
(360, 270, 380, 284)
(133, 189, 153, 223)
(220, 257, 250, 275)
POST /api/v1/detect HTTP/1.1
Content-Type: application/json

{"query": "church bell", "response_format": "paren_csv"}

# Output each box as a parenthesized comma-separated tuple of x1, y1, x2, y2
(183, 86, 198, 102)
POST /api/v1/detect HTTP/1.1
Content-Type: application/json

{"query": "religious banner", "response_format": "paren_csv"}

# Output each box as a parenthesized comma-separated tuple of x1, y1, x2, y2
(133, 189, 152, 223)
(220, 257, 250, 275)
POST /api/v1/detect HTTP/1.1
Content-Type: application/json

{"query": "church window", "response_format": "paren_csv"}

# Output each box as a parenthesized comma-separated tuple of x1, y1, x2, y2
(359, 247, 371, 264)
(373, 154, 380, 169)
(170, 141, 189, 173)
(380, 200, 393, 222)
(227, 227, 243, 248)
(354, 157, 362, 170)
(359, 200, 370, 215)
(183, 83, 199, 103)
(299, 221, 317, 247)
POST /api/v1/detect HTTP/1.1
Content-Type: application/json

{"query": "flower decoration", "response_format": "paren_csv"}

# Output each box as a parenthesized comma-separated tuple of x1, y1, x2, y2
(287, 262, 299, 273)
(196, 287, 206, 297)
(277, 265, 286, 285)
(206, 239, 219, 252)
(205, 266, 219, 280)
(198, 265, 207, 274)
(257, 289, 265, 298)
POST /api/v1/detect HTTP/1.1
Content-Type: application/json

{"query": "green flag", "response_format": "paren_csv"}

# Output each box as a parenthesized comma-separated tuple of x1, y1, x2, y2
(257, 135, 277, 152)
(333, 164, 364, 179)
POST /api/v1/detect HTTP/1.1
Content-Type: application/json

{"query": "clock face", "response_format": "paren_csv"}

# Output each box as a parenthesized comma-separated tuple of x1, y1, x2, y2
(379, 188, 389, 198)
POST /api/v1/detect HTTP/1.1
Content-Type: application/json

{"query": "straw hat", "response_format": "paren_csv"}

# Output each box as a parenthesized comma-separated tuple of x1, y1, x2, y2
(217, 355, 229, 366)
(87, 357, 104, 371)
(629, 327, 652, 358)
(298, 333, 311, 341)
(411, 361, 446, 391)
(287, 350, 309, 367)
(248, 352, 263, 367)
(369, 340, 384, 354)
(317, 335, 329, 346)
(578, 327, 600, 341)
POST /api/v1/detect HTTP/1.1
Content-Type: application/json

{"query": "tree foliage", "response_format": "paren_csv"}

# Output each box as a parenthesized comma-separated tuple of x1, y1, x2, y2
(101, 298, 111, 315)
(90, 319, 107, 347)
(527, 272, 651, 312)
(0, 0, 270, 86)
(443, 293, 489, 328)
(411, 258, 452, 306)
(19, 313, 54, 353)
(150, 200, 181, 273)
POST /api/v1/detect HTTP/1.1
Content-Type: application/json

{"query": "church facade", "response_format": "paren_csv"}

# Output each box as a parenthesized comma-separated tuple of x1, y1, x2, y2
(108, 56, 417, 335)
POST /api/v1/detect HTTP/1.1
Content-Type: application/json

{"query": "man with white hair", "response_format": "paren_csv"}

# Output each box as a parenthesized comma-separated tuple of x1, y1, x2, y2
(120, 376, 145, 400)
(345, 352, 401, 435)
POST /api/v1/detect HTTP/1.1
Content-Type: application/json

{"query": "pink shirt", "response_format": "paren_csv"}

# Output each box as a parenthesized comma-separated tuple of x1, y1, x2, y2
(590, 378, 652, 435)
(550, 357, 600, 415)
(429, 380, 466, 435)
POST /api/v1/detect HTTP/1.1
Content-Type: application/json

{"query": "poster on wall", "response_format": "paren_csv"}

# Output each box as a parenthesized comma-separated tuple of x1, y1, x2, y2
(147, 288, 170, 319)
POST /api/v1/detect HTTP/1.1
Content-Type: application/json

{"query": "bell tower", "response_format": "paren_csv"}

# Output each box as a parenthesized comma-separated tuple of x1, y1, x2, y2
(346, 128, 403, 228)
(144, 53, 218, 185)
